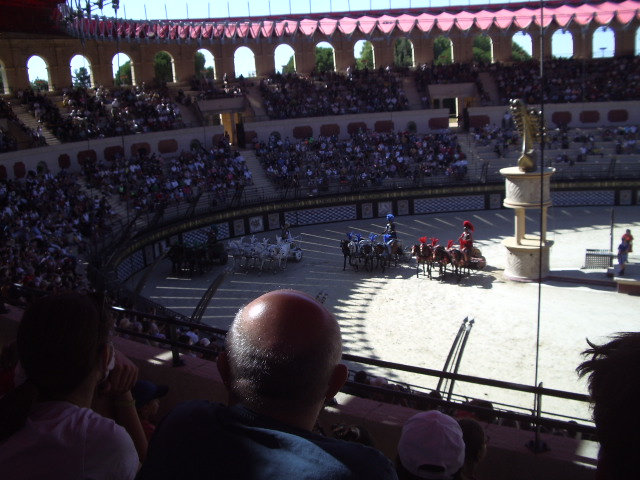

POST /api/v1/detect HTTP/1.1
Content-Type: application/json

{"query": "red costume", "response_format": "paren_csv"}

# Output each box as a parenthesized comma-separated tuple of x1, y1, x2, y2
(622, 231, 633, 253)
(459, 220, 474, 263)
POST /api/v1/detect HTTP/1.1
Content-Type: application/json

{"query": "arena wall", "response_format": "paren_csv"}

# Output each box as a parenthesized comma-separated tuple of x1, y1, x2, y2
(468, 101, 640, 129)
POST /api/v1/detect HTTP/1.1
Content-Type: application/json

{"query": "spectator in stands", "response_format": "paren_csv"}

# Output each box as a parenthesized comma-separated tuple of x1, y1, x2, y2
(261, 70, 408, 120)
(256, 129, 463, 192)
(138, 289, 398, 479)
(0, 168, 112, 295)
(0, 293, 146, 479)
(19, 85, 184, 143)
(396, 410, 465, 480)
(132, 379, 169, 442)
(455, 418, 487, 480)
(577, 333, 640, 480)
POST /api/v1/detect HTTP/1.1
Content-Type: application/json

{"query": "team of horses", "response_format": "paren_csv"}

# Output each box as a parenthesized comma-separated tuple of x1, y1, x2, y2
(340, 233, 407, 272)
(167, 239, 227, 277)
(227, 235, 292, 274)
(410, 239, 486, 280)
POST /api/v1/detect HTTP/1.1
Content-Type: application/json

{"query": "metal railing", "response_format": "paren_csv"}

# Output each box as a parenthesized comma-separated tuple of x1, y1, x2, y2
(109, 304, 596, 439)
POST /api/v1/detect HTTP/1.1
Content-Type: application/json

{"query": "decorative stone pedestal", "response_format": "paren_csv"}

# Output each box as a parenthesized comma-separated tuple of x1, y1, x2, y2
(500, 167, 555, 282)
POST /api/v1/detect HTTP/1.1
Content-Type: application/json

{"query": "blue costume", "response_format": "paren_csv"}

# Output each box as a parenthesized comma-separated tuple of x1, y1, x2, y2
(383, 214, 397, 255)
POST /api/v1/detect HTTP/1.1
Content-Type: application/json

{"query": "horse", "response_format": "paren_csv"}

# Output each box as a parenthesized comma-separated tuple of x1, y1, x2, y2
(388, 238, 404, 267)
(167, 244, 185, 274)
(274, 236, 291, 271)
(433, 244, 452, 278)
(411, 242, 433, 278)
(359, 240, 375, 272)
(372, 241, 387, 272)
(446, 245, 465, 279)
(340, 239, 352, 270)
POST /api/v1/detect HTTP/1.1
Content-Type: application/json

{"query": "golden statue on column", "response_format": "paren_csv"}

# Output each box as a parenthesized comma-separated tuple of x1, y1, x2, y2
(509, 98, 544, 173)
(500, 99, 555, 281)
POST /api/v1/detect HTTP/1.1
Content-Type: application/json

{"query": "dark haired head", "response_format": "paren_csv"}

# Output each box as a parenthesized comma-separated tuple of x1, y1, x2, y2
(577, 332, 640, 479)
(17, 292, 111, 397)
(0, 293, 112, 442)
(458, 418, 487, 466)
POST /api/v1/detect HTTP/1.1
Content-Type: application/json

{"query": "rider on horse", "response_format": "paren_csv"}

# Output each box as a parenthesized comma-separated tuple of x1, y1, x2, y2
(458, 220, 474, 265)
(281, 223, 293, 242)
(383, 214, 398, 256)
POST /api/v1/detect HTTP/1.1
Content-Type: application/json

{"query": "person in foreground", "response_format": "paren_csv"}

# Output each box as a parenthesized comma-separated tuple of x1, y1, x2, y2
(0, 293, 146, 480)
(396, 410, 465, 480)
(577, 332, 640, 480)
(138, 289, 398, 480)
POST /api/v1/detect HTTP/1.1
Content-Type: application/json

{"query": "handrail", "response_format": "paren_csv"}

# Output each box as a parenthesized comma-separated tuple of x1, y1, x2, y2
(341, 353, 589, 403)
(111, 307, 588, 402)
(109, 305, 596, 436)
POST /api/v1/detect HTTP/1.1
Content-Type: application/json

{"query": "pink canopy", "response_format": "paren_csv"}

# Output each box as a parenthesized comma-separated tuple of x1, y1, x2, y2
(64, 1, 640, 42)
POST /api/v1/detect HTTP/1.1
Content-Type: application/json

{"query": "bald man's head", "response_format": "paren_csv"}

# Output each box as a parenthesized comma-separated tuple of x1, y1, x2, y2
(224, 290, 343, 413)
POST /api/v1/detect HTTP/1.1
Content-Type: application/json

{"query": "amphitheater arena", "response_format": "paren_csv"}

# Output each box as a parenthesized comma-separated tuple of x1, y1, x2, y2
(2, 1, 640, 479)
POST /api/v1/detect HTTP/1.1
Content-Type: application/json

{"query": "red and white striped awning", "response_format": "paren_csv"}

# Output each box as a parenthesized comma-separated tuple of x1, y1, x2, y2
(61, 1, 640, 42)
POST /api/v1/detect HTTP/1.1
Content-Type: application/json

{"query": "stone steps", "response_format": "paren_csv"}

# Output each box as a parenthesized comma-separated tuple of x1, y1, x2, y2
(478, 72, 500, 105)
(245, 83, 267, 120)
(238, 148, 277, 198)
(11, 104, 60, 145)
(402, 76, 423, 110)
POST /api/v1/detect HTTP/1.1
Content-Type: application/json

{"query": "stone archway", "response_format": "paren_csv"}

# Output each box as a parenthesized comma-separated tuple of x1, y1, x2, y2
(316, 42, 336, 72)
(113, 52, 135, 86)
(27, 55, 52, 91)
(70, 54, 94, 88)
(234, 46, 256, 78)
(275, 44, 296, 73)
(552, 29, 574, 58)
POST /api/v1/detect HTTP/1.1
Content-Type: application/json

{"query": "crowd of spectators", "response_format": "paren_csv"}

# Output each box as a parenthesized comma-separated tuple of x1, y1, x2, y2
(472, 115, 640, 166)
(189, 73, 248, 101)
(0, 137, 253, 310)
(16, 84, 184, 143)
(0, 167, 114, 297)
(414, 63, 491, 107)
(260, 69, 408, 119)
(255, 128, 466, 192)
(115, 308, 223, 361)
(0, 126, 16, 153)
(490, 56, 640, 105)
(81, 142, 252, 215)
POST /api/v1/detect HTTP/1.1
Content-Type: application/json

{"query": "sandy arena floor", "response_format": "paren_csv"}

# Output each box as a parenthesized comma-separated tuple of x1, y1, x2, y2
(135, 205, 640, 423)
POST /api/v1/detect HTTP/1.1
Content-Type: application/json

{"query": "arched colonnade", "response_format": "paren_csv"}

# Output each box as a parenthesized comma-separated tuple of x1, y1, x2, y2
(0, 18, 638, 92)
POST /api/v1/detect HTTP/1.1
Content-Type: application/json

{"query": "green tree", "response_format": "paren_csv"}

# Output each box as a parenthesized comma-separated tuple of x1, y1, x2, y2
(282, 55, 296, 74)
(394, 38, 413, 68)
(73, 66, 92, 88)
(114, 61, 132, 86)
(0, 75, 4, 94)
(355, 41, 374, 70)
(154, 51, 174, 83)
(473, 36, 492, 64)
(195, 51, 206, 76)
(315, 47, 335, 72)
(31, 79, 49, 91)
(511, 41, 532, 62)
(434, 36, 452, 65)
